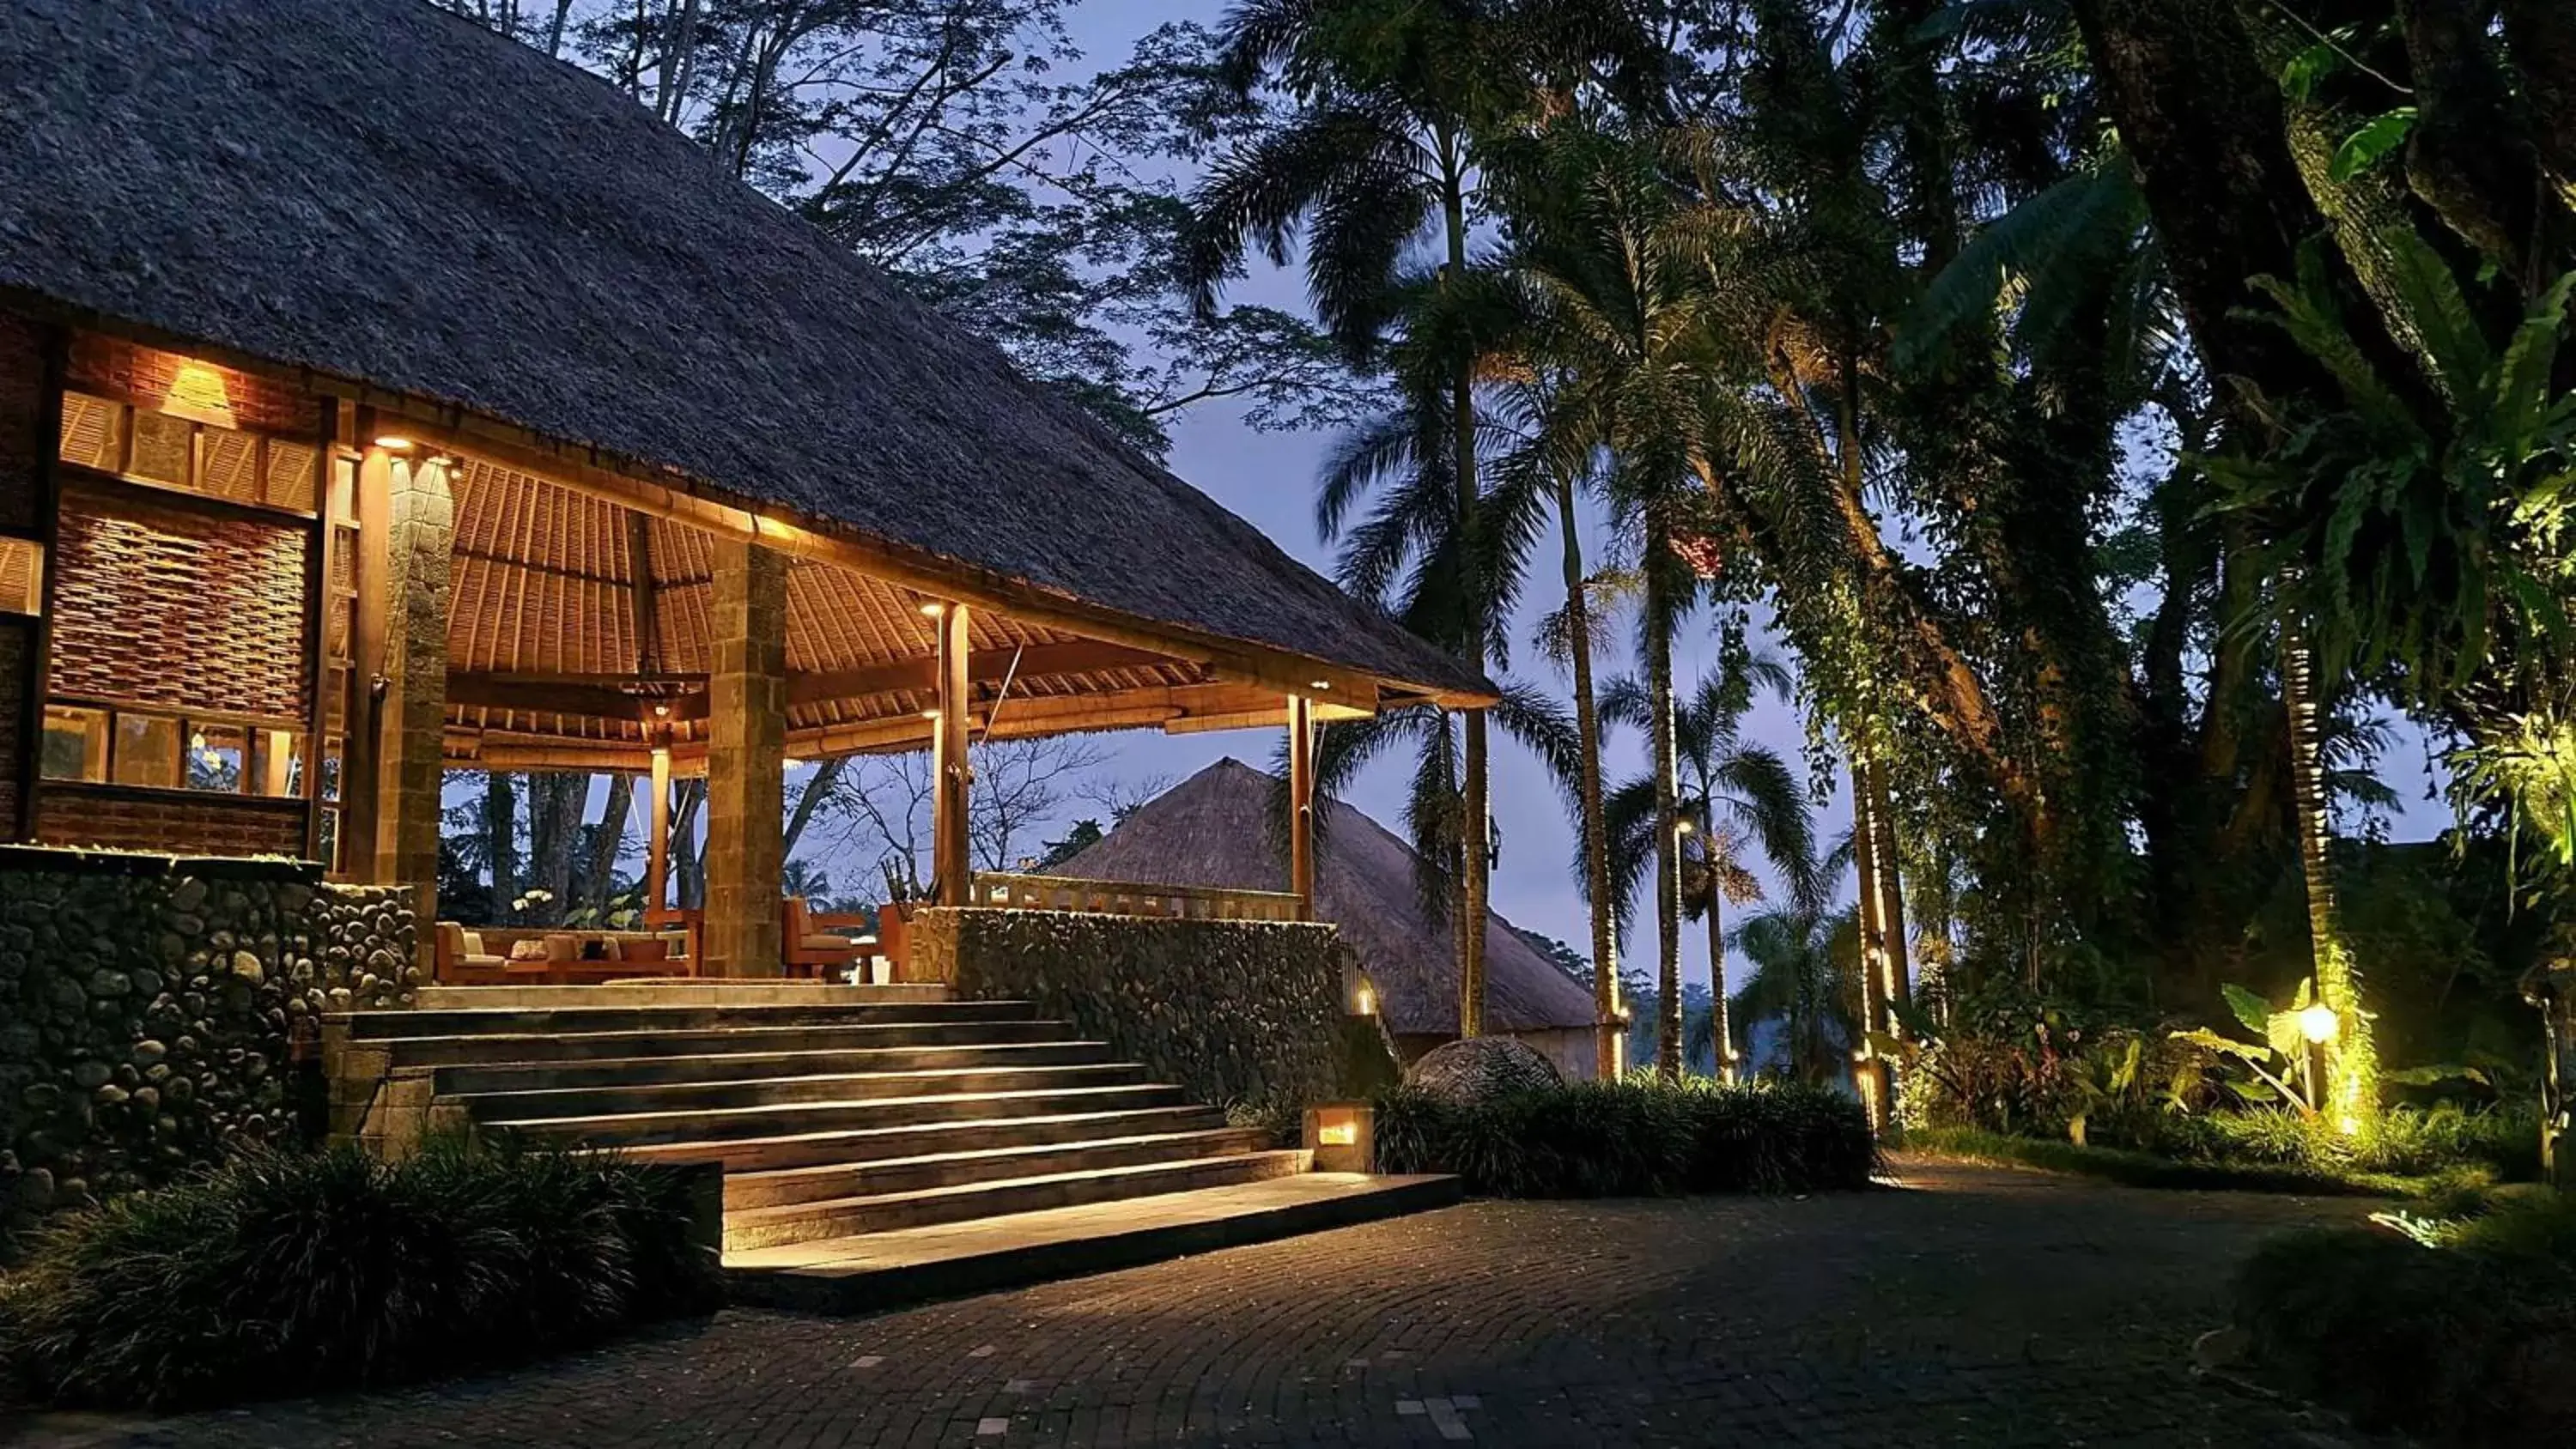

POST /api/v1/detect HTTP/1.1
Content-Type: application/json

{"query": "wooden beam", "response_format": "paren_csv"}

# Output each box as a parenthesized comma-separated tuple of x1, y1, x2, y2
(1288, 693, 1315, 920)
(787, 639, 1177, 709)
(931, 602, 971, 906)
(340, 432, 392, 877)
(645, 741, 670, 916)
(445, 670, 707, 721)
(627, 512, 660, 674)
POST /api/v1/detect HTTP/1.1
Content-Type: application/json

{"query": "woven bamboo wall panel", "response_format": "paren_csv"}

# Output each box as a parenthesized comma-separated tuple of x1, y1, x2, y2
(0, 313, 47, 532)
(49, 481, 311, 719)
(34, 786, 307, 857)
(66, 335, 318, 435)
(0, 619, 29, 837)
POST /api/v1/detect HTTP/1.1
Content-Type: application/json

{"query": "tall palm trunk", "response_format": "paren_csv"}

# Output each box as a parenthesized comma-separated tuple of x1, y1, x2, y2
(670, 778, 708, 910)
(2281, 612, 2376, 1126)
(1834, 359, 1899, 1126)
(1849, 760, 1892, 1128)
(580, 774, 635, 915)
(1647, 509, 1685, 1080)
(1558, 479, 1621, 1077)
(1700, 827, 1733, 1080)
(1442, 141, 1491, 1040)
(1865, 758, 1911, 1019)
(483, 772, 519, 919)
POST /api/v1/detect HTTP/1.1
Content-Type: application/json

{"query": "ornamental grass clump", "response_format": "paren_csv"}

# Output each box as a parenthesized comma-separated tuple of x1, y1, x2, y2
(1372, 1078, 1875, 1197)
(0, 1137, 719, 1410)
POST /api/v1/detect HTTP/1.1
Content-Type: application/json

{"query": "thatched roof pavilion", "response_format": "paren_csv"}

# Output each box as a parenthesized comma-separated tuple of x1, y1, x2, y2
(0, 0, 1485, 767)
(1059, 761, 1600, 1071)
(0, 0, 1490, 975)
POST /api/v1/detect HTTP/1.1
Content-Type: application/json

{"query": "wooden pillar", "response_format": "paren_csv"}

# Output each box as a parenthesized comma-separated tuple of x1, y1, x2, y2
(1287, 693, 1315, 919)
(643, 739, 671, 916)
(704, 538, 787, 978)
(931, 601, 972, 906)
(363, 446, 453, 947)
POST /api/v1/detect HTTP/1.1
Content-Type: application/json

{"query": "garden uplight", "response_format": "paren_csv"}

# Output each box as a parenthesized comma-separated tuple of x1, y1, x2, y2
(2299, 1002, 2338, 1044)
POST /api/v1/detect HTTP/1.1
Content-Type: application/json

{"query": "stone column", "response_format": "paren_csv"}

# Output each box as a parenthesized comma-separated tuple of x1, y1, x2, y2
(703, 539, 786, 977)
(368, 451, 452, 950)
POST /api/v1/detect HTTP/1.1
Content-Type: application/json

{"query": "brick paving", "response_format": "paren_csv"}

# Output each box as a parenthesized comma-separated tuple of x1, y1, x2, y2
(9, 1161, 2395, 1448)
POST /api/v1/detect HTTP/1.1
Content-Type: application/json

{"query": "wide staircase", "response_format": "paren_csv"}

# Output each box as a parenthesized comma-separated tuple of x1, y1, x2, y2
(333, 982, 1453, 1308)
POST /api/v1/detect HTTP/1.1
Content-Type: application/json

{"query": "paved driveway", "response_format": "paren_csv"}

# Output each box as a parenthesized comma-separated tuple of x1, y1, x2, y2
(11, 1160, 2391, 1447)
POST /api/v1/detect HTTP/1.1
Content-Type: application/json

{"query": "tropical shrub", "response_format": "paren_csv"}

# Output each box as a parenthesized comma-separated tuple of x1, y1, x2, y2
(2233, 1191, 2576, 1443)
(0, 1137, 719, 1409)
(1371, 1078, 1876, 1197)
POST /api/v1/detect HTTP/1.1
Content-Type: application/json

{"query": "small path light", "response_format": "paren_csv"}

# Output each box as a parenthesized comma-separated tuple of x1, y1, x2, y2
(1304, 1102, 1375, 1173)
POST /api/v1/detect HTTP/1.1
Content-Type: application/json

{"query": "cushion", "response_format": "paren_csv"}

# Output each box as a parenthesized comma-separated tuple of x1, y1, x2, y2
(459, 930, 487, 956)
(507, 938, 550, 962)
(800, 934, 853, 951)
(543, 933, 580, 963)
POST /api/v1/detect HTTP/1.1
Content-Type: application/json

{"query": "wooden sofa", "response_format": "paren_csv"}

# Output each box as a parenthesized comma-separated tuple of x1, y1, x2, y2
(433, 923, 693, 985)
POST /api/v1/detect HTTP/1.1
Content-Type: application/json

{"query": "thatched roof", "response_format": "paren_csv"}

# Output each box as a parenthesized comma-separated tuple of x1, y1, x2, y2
(1058, 760, 1598, 1036)
(0, 0, 1484, 705)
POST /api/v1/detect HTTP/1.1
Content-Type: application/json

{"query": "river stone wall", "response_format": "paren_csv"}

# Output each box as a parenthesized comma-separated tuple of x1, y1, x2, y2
(909, 907, 1351, 1119)
(0, 846, 416, 1244)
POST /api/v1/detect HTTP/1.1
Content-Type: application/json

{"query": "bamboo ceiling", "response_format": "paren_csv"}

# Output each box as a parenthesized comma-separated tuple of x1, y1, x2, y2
(440, 458, 1337, 772)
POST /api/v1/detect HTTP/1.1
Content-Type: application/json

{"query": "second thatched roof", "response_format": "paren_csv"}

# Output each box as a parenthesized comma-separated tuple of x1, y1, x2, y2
(1057, 760, 1598, 1037)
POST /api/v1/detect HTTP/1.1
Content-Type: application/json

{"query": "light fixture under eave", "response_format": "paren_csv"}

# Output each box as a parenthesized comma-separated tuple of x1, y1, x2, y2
(920, 707, 942, 720)
(1309, 680, 1332, 690)
(374, 435, 416, 451)
(917, 601, 946, 618)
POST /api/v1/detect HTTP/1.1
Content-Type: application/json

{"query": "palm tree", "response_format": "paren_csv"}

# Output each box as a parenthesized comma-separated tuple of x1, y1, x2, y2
(1187, 0, 1529, 1034)
(1488, 118, 1755, 1077)
(1602, 645, 1820, 1077)
(1729, 904, 1862, 1087)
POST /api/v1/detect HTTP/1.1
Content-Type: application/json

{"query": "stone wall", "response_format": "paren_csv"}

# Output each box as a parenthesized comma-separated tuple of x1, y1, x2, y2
(910, 907, 1352, 1118)
(0, 846, 416, 1242)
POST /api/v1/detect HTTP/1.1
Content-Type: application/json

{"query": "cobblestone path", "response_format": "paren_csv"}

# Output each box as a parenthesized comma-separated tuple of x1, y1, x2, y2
(9, 1160, 2391, 1448)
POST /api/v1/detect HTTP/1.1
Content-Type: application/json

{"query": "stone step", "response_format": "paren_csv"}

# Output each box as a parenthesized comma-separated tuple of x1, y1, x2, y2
(433, 1040, 1115, 1094)
(414, 983, 949, 1010)
(360, 1018, 1077, 1068)
(618, 1105, 1235, 1173)
(337, 998, 1039, 1040)
(722, 1150, 1315, 1252)
(451, 1061, 1151, 1121)
(723, 1126, 1281, 1210)
(725, 1173, 1466, 1315)
(483, 1082, 1192, 1148)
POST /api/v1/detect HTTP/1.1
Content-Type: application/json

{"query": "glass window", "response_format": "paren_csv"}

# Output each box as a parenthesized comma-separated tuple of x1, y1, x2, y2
(251, 726, 304, 797)
(188, 724, 247, 793)
(112, 712, 182, 789)
(39, 706, 107, 782)
(319, 737, 343, 803)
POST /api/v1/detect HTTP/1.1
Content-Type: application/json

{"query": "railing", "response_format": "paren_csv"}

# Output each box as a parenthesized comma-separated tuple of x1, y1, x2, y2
(968, 870, 1306, 922)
